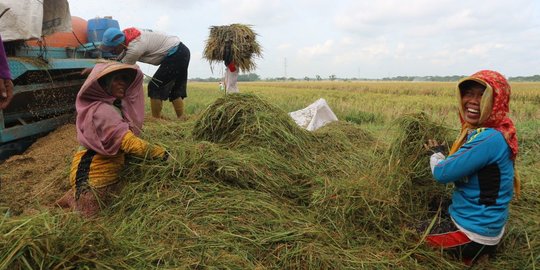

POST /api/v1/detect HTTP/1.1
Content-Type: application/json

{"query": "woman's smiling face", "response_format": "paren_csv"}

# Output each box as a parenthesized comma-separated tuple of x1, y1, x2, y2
(460, 85, 485, 126)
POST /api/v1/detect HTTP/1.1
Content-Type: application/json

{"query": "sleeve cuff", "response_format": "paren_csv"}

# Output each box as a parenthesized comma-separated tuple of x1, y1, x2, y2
(430, 152, 446, 174)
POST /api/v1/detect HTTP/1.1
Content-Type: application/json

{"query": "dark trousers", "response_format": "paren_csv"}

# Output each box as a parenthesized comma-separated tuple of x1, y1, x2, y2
(418, 211, 498, 266)
(148, 42, 190, 101)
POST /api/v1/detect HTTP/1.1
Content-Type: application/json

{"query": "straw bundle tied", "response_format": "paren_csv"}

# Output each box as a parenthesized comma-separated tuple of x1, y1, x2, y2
(203, 24, 262, 72)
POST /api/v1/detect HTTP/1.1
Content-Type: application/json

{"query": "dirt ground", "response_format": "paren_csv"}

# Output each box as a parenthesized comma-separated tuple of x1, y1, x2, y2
(0, 124, 77, 215)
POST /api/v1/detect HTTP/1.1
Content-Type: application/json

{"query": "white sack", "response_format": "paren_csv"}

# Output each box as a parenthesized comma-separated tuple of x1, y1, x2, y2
(289, 98, 338, 131)
(225, 68, 239, 93)
(42, 0, 72, 35)
(0, 0, 71, 41)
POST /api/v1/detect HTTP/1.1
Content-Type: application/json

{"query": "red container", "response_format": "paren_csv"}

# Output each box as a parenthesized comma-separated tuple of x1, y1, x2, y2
(26, 16, 88, 48)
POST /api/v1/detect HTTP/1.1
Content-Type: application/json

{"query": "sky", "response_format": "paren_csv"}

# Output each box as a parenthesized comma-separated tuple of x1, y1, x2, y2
(69, 0, 540, 79)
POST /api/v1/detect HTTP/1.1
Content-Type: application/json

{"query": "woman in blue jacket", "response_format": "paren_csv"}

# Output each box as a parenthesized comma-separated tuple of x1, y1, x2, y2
(424, 70, 519, 265)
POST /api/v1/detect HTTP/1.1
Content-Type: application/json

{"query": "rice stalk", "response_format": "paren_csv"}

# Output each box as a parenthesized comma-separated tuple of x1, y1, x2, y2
(203, 24, 262, 72)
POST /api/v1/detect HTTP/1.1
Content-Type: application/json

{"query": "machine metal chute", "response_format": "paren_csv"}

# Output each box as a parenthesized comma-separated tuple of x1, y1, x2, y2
(0, 0, 112, 159)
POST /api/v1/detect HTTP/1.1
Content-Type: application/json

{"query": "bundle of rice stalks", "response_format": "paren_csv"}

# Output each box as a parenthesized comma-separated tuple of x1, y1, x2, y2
(108, 171, 353, 268)
(203, 24, 262, 72)
(192, 93, 314, 159)
(389, 112, 453, 181)
(110, 173, 415, 269)
(311, 173, 399, 236)
(388, 112, 455, 218)
(0, 212, 153, 269)
(310, 121, 378, 177)
(268, 241, 369, 269)
(303, 122, 402, 238)
(166, 141, 315, 204)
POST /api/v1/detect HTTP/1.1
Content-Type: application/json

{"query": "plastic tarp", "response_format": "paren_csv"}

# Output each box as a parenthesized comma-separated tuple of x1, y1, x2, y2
(289, 98, 338, 131)
(0, 0, 71, 41)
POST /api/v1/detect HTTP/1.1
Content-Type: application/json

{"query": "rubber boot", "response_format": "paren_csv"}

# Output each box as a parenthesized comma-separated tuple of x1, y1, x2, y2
(172, 98, 188, 121)
(150, 98, 164, 119)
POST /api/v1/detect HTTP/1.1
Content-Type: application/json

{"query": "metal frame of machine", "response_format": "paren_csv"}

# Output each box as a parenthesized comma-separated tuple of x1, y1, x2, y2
(0, 44, 99, 151)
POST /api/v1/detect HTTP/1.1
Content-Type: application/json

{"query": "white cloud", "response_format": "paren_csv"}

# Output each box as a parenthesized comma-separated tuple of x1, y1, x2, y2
(340, 37, 354, 46)
(278, 43, 292, 50)
(154, 15, 172, 32)
(457, 43, 506, 58)
(218, 0, 288, 25)
(298, 40, 334, 58)
(68, 0, 540, 78)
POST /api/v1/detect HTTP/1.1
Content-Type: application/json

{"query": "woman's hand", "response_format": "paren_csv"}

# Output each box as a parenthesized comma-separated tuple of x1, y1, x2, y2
(424, 139, 447, 155)
(0, 78, 14, 110)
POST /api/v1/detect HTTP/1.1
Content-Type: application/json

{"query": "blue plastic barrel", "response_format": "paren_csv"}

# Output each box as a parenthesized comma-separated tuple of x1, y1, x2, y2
(87, 17, 120, 43)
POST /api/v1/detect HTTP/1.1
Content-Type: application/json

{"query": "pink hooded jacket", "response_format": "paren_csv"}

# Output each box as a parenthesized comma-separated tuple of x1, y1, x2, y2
(75, 62, 145, 155)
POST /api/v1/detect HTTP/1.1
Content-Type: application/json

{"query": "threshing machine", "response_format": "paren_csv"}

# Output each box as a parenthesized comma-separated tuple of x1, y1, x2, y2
(0, 0, 120, 159)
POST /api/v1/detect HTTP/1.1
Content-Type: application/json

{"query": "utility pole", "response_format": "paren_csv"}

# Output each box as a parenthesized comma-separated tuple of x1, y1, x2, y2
(284, 57, 287, 80)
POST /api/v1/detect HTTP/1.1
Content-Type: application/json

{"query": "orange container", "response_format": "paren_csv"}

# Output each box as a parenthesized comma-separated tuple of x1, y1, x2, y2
(26, 16, 88, 48)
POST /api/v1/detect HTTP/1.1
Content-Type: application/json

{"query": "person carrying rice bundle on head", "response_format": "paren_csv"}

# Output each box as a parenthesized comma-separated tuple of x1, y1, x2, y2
(56, 62, 168, 218)
(203, 24, 262, 94)
(422, 70, 519, 266)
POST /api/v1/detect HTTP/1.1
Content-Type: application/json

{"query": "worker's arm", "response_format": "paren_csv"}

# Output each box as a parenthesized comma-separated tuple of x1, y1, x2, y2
(120, 130, 167, 160)
(120, 42, 144, 65)
(432, 129, 502, 183)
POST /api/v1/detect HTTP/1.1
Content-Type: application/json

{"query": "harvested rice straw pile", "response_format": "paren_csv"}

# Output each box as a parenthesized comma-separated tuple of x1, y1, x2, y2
(203, 24, 262, 72)
(192, 93, 312, 158)
(3, 95, 532, 269)
(388, 112, 455, 218)
(311, 113, 455, 236)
